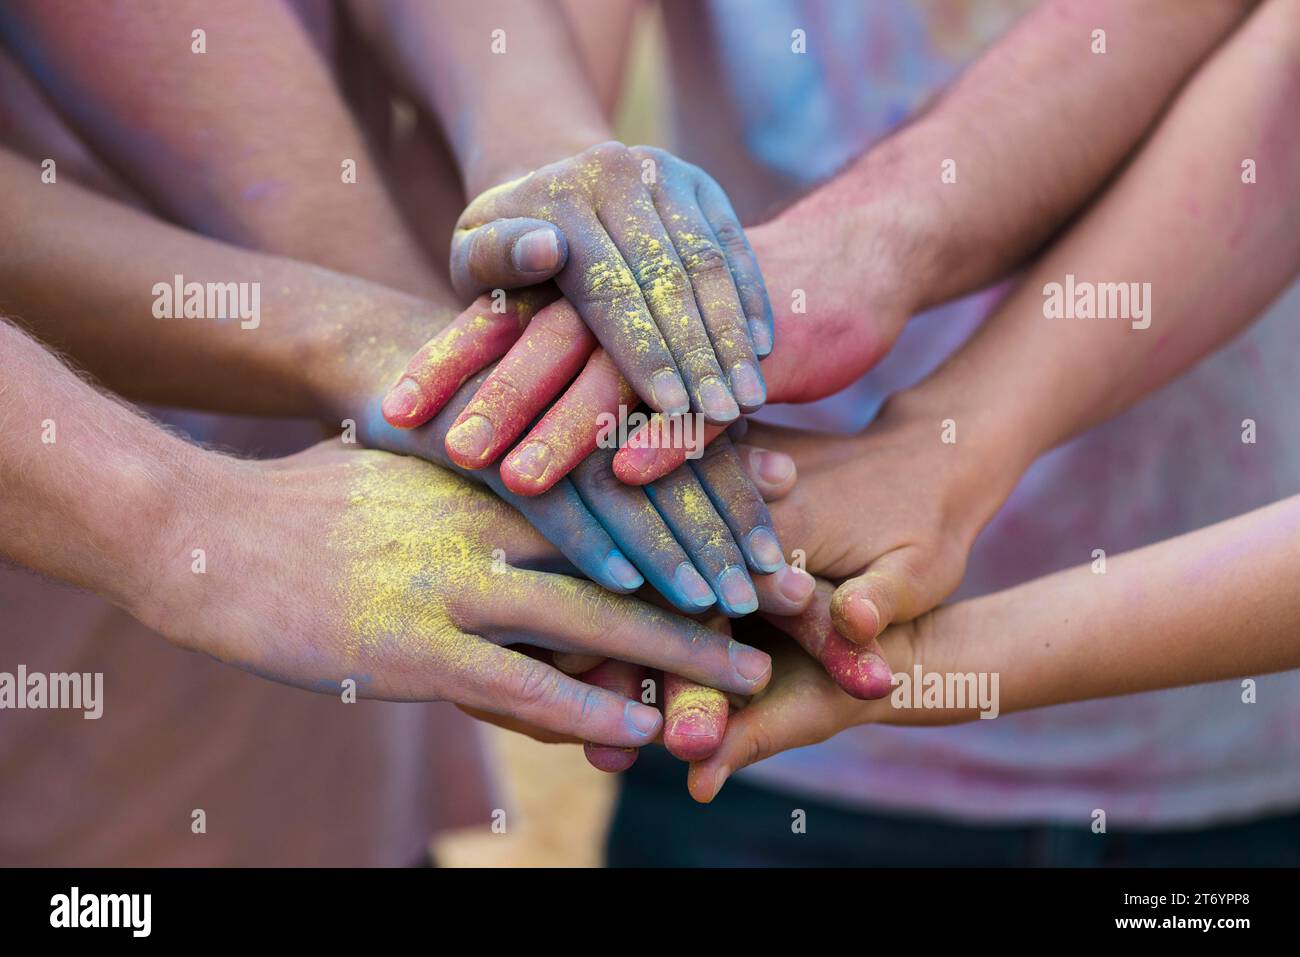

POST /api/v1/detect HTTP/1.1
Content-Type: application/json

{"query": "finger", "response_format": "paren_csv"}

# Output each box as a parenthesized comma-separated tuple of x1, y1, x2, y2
(600, 190, 739, 424)
(457, 703, 582, 745)
(830, 545, 945, 645)
(641, 151, 764, 411)
(580, 660, 647, 772)
(380, 294, 537, 428)
(752, 563, 816, 616)
(695, 175, 774, 357)
(449, 218, 568, 299)
(733, 443, 798, 501)
(686, 682, 841, 804)
(410, 370, 645, 595)
(764, 581, 893, 700)
(460, 640, 663, 747)
(689, 436, 784, 574)
(500, 348, 637, 496)
(569, 448, 717, 613)
(663, 671, 728, 762)
(474, 571, 772, 696)
(444, 299, 596, 468)
(613, 415, 726, 485)
(644, 467, 757, 617)
(553, 207, 690, 416)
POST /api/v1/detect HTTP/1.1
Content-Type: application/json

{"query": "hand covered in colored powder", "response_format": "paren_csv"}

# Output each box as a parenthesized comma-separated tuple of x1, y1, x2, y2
(445, 142, 772, 423)
(145, 440, 779, 747)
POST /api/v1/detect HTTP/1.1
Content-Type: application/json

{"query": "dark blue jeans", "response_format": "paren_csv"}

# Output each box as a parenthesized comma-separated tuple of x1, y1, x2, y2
(606, 748, 1300, 867)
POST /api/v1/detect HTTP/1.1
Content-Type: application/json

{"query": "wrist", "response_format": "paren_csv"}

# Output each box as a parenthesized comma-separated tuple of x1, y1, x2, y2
(871, 390, 1025, 553)
(292, 285, 459, 422)
(116, 435, 234, 637)
(747, 197, 915, 403)
(770, 134, 949, 320)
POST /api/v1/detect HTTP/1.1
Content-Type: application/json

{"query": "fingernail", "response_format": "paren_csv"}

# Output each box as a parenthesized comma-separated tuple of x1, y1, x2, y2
(381, 378, 427, 424)
(673, 563, 716, 608)
(729, 640, 771, 683)
(750, 319, 772, 356)
(505, 440, 553, 484)
(618, 443, 662, 478)
(857, 595, 883, 638)
(511, 227, 560, 273)
(625, 702, 661, 737)
(445, 414, 496, 466)
(718, 565, 758, 615)
(650, 369, 690, 416)
(698, 374, 740, 423)
(729, 361, 766, 410)
(746, 527, 784, 573)
(604, 550, 644, 591)
(755, 449, 794, 485)
(777, 564, 815, 603)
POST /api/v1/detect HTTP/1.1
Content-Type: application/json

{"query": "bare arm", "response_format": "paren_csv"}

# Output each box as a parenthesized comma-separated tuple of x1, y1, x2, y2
(0, 0, 444, 297)
(749, 0, 1260, 401)
(0, 318, 773, 740)
(692, 492, 1300, 801)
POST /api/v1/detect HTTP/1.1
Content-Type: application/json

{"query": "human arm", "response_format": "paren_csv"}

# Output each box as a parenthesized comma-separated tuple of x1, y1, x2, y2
(0, 317, 775, 742)
(693, 492, 1300, 800)
(0, 0, 443, 298)
(349, 0, 771, 421)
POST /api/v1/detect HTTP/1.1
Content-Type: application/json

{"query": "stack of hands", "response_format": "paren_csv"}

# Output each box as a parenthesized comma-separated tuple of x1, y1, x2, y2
(6, 0, 1300, 809)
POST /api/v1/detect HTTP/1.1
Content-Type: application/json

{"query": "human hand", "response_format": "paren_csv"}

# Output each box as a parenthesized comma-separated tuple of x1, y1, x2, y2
(312, 301, 810, 616)
(449, 142, 772, 423)
(381, 198, 918, 491)
(135, 440, 778, 745)
(743, 398, 1021, 645)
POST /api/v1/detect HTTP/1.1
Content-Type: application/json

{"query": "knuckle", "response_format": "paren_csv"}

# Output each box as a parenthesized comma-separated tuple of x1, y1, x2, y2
(578, 261, 641, 304)
(680, 342, 722, 371)
(711, 218, 748, 253)
(586, 140, 634, 170)
(633, 257, 691, 301)
(504, 663, 562, 711)
(678, 242, 729, 278)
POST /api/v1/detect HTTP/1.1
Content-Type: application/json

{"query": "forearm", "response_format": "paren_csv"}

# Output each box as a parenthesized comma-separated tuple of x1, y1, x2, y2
(0, 150, 451, 418)
(0, 0, 443, 298)
(764, 0, 1257, 317)
(897, 0, 1300, 471)
(0, 319, 200, 610)
(351, 0, 612, 196)
(914, 493, 1300, 719)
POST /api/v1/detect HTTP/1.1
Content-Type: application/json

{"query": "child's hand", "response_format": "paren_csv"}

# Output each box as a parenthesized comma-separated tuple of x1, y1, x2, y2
(449, 142, 772, 423)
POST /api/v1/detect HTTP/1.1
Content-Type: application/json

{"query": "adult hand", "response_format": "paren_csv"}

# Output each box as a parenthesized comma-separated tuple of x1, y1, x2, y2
(318, 301, 809, 616)
(137, 441, 776, 746)
(450, 143, 772, 422)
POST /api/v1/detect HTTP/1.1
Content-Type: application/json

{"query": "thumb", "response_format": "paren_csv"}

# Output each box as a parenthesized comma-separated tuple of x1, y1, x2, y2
(450, 218, 568, 299)
(830, 545, 957, 645)
(686, 694, 834, 804)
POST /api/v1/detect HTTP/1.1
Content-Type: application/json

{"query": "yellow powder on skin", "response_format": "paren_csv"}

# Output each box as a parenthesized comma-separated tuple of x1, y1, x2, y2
(327, 455, 507, 668)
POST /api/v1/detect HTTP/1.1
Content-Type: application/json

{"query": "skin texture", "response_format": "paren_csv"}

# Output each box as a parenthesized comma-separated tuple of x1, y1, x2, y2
(453, 143, 772, 422)
(0, 4, 790, 618)
(350, 0, 771, 419)
(0, 0, 444, 299)
(0, 143, 806, 616)
(695, 491, 1300, 802)
(669, 0, 1300, 792)
(0, 319, 775, 745)
(387, 0, 1261, 488)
